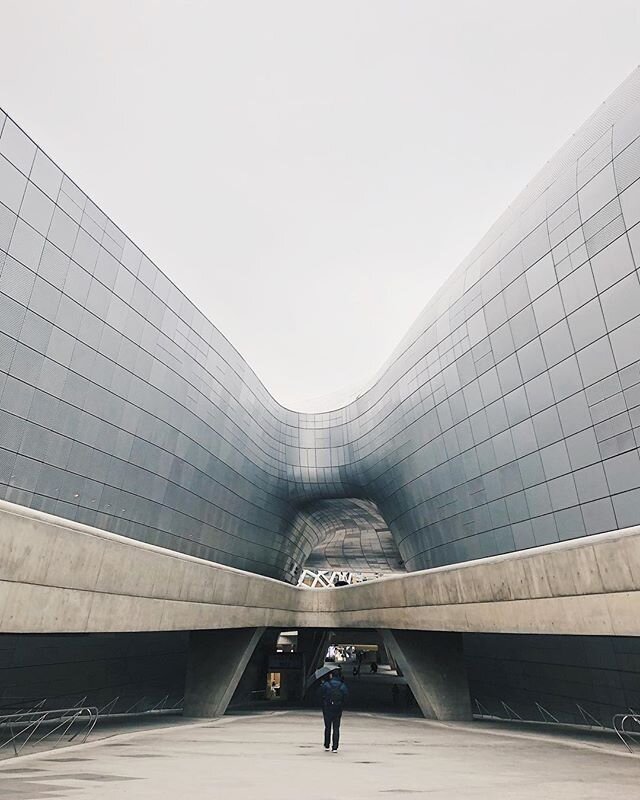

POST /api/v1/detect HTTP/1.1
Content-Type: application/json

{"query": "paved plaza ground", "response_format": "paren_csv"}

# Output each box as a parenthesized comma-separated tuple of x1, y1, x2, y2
(0, 710, 638, 799)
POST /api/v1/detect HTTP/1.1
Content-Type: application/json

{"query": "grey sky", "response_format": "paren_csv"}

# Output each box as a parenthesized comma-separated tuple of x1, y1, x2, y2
(1, 1, 639, 410)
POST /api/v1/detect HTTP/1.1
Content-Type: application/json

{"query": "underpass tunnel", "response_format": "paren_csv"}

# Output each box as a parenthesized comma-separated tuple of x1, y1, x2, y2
(310, 629, 422, 715)
(228, 627, 422, 717)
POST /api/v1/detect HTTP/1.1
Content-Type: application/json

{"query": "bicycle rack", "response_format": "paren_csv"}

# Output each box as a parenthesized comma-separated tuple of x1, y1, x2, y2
(613, 713, 640, 753)
(0, 707, 99, 757)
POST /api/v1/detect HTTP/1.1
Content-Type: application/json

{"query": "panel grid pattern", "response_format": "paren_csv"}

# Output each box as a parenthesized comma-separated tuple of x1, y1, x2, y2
(1, 69, 640, 580)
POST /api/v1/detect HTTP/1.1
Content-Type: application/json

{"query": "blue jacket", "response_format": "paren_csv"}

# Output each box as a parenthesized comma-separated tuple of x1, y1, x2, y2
(321, 677, 348, 709)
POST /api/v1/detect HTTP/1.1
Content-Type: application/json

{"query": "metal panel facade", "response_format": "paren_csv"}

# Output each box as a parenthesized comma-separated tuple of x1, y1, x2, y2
(1, 69, 640, 581)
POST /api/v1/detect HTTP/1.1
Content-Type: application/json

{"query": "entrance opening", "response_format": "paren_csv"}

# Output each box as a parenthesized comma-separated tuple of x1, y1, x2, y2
(266, 672, 280, 699)
(317, 629, 420, 715)
(229, 628, 419, 716)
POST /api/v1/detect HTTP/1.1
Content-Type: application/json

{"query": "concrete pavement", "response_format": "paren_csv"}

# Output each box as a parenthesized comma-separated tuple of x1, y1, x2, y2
(0, 711, 637, 799)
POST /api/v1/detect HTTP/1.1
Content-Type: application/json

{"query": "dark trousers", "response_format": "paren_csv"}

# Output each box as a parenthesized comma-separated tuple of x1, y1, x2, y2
(323, 708, 342, 750)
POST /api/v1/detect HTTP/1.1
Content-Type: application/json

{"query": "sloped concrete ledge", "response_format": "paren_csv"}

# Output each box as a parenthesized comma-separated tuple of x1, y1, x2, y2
(2, 498, 640, 636)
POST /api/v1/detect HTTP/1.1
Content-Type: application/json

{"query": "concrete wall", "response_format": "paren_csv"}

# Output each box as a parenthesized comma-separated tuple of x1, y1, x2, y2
(2, 499, 640, 638)
(0, 631, 187, 711)
(465, 632, 640, 726)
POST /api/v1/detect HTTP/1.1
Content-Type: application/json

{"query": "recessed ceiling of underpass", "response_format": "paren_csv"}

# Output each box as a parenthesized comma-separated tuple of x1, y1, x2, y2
(295, 498, 405, 575)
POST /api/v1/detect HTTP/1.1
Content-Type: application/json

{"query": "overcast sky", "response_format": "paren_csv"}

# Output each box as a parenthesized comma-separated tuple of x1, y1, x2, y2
(1, 1, 639, 410)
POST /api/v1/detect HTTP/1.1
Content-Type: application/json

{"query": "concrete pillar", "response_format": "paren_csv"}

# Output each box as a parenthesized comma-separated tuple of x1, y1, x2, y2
(380, 629, 471, 721)
(184, 627, 264, 718)
(229, 628, 280, 706)
(297, 627, 331, 678)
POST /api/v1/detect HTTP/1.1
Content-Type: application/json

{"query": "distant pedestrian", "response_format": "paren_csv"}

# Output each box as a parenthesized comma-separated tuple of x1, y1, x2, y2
(321, 669, 348, 753)
(403, 684, 412, 710)
(392, 683, 400, 707)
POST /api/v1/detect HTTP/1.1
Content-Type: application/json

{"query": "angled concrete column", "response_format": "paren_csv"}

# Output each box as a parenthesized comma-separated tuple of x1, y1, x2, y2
(380, 629, 471, 720)
(297, 627, 331, 678)
(229, 628, 281, 706)
(184, 627, 265, 718)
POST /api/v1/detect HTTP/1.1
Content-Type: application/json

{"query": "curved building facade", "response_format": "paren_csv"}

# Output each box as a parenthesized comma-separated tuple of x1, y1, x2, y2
(1, 69, 640, 587)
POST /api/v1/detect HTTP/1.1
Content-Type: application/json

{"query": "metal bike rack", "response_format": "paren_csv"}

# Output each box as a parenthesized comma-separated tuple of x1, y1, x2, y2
(612, 713, 640, 753)
(473, 698, 609, 733)
(0, 692, 185, 757)
(0, 706, 99, 757)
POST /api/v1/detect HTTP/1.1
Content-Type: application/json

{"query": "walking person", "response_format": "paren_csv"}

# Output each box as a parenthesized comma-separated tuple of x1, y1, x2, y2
(321, 669, 348, 753)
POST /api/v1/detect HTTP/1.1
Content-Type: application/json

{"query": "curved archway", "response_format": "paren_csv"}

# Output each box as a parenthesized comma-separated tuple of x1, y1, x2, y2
(289, 497, 405, 577)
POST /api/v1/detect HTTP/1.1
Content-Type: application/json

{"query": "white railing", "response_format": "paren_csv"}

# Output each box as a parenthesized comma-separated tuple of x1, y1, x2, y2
(297, 569, 384, 588)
